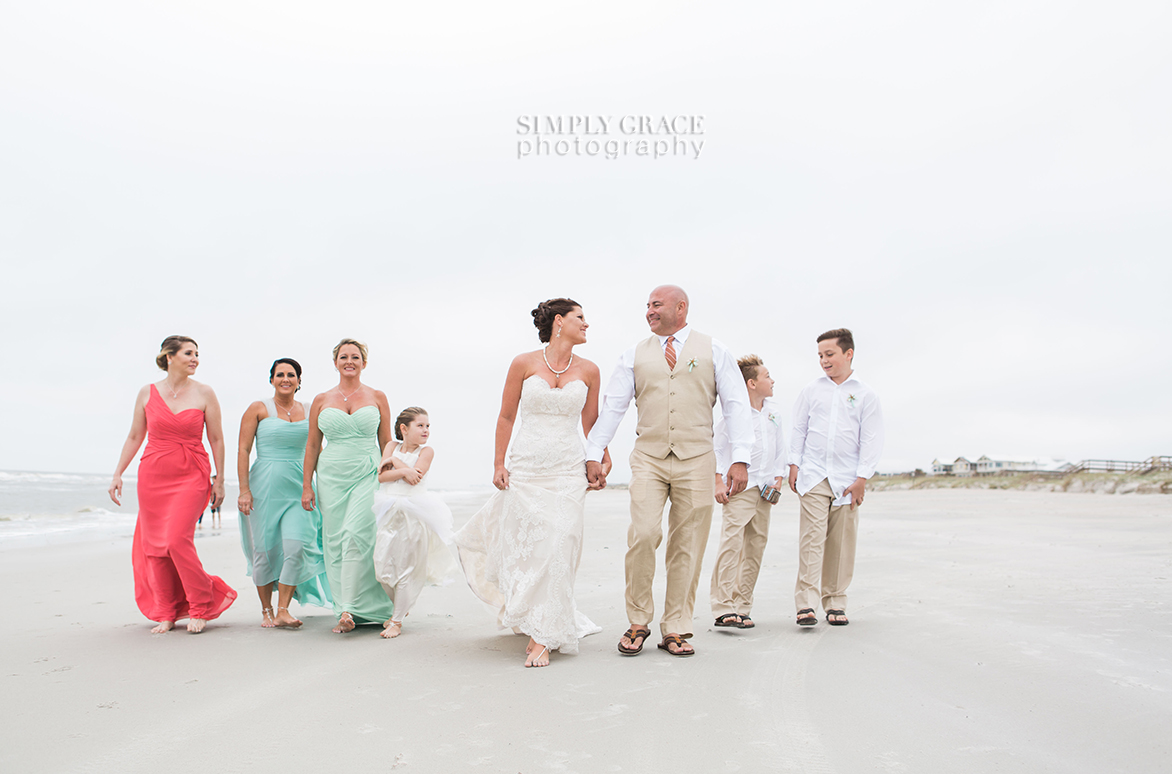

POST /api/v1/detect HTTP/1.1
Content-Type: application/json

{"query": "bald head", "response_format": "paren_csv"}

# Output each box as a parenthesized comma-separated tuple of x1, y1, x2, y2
(646, 285, 689, 335)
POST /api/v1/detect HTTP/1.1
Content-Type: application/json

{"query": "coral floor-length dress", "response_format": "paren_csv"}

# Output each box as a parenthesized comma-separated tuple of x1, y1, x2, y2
(131, 385, 237, 622)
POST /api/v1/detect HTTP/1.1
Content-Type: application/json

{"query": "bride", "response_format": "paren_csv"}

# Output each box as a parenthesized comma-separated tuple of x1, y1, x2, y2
(454, 298, 611, 667)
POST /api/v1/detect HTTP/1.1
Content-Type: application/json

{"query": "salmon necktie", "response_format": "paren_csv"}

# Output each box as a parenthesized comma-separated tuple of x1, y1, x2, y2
(664, 336, 677, 370)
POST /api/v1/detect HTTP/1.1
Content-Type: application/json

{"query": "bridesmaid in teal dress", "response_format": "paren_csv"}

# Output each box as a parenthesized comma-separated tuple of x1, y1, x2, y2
(237, 357, 332, 629)
(302, 338, 395, 633)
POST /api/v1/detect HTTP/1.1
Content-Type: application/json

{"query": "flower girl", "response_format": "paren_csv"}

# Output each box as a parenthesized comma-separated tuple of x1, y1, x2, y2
(371, 407, 457, 638)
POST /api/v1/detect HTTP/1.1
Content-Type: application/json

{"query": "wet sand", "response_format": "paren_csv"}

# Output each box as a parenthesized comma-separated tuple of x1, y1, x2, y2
(2, 488, 1169, 773)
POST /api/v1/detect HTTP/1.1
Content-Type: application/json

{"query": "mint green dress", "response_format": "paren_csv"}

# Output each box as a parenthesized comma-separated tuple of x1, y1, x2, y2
(238, 399, 332, 609)
(317, 405, 394, 624)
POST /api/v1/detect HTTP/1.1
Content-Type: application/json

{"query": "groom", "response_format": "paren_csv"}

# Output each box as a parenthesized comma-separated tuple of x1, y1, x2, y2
(586, 285, 754, 656)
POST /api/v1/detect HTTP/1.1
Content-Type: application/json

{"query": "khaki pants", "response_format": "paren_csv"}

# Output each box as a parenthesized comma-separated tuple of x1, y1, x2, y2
(794, 478, 858, 613)
(710, 488, 772, 618)
(626, 448, 716, 638)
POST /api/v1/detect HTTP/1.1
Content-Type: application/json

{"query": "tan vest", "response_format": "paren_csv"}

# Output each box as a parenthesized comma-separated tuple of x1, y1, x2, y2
(633, 331, 717, 460)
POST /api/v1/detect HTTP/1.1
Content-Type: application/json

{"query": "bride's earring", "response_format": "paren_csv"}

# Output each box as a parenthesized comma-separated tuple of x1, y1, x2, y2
(556, 325, 562, 338)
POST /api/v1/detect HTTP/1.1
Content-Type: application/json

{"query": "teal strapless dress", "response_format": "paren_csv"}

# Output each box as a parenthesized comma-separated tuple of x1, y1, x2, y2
(317, 405, 394, 623)
(239, 413, 332, 608)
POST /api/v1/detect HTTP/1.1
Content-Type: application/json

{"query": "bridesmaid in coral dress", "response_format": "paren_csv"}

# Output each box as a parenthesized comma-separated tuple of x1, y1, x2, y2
(109, 336, 237, 634)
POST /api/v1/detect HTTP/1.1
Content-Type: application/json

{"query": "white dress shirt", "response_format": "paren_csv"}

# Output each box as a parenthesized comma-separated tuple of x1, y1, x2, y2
(715, 398, 787, 489)
(585, 325, 755, 465)
(789, 372, 884, 506)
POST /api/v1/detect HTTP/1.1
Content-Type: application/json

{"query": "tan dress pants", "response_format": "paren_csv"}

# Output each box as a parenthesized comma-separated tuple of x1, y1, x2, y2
(626, 448, 716, 638)
(710, 488, 772, 618)
(794, 478, 858, 613)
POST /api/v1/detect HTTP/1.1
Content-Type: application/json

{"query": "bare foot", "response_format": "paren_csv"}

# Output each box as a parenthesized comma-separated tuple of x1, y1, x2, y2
(274, 607, 302, 628)
(381, 620, 403, 639)
(151, 621, 174, 634)
(261, 608, 277, 628)
(525, 637, 550, 667)
(332, 611, 355, 633)
(187, 618, 207, 634)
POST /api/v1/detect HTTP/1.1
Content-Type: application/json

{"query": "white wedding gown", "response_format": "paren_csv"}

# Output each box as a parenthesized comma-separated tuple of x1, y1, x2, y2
(454, 376, 601, 653)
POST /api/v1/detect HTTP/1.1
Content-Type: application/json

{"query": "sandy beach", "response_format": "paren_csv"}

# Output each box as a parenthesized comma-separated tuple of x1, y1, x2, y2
(3, 487, 1169, 773)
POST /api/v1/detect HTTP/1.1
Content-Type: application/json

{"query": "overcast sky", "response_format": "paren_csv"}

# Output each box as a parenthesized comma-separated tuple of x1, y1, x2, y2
(2, 2, 1169, 486)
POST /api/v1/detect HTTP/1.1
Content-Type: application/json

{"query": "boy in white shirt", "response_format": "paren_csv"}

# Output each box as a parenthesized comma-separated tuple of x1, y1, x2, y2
(788, 329, 884, 627)
(711, 355, 787, 629)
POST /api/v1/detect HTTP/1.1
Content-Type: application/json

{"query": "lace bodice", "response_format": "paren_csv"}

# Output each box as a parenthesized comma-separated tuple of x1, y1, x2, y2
(508, 376, 587, 477)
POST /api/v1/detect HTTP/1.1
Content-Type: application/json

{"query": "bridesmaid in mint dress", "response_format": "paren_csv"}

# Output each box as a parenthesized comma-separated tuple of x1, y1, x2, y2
(302, 338, 395, 633)
(237, 358, 332, 629)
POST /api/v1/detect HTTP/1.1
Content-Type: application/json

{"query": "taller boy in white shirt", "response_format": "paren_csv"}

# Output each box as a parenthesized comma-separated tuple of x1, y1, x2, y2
(788, 329, 884, 627)
(710, 355, 787, 630)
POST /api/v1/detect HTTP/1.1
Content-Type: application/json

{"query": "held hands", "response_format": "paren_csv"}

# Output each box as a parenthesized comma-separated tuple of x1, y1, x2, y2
(493, 464, 510, 491)
(237, 490, 253, 516)
(725, 462, 748, 498)
(108, 475, 123, 506)
(301, 487, 315, 511)
(585, 460, 606, 491)
(788, 465, 799, 494)
(844, 477, 867, 510)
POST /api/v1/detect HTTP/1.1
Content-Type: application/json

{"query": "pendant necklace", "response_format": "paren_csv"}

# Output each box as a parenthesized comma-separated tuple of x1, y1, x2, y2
(338, 385, 361, 402)
(274, 398, 297, 419)
(164, 380, 184, 399)
(543, 347, 573, 381)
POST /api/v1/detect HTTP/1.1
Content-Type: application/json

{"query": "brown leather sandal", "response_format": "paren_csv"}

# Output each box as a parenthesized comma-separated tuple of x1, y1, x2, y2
(617, 626, 651, 655)
(657, 634, 695, 657)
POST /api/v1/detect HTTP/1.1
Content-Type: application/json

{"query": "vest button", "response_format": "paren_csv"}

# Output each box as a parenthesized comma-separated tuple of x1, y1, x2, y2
(670, 426, 675, 430)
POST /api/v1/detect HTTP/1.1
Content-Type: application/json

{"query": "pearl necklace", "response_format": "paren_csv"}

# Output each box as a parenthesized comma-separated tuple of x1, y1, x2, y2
(543, 347, 573, 381)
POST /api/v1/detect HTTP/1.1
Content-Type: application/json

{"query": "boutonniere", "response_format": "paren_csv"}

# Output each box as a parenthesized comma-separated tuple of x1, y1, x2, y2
(768, 413, 778, 425)
(847, 394, 857, 408)
(687, 358, 697, 372)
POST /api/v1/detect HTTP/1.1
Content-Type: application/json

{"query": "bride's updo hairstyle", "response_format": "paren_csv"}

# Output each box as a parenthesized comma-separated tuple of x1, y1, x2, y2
(156, 335, 198, 371)
(332, 337, 368, 363)
(394, 406, 428, 441)
(531, 298, 580, 343)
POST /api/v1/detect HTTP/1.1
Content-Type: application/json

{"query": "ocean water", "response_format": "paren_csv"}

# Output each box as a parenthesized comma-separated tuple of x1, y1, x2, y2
(0, 470, 492, 547)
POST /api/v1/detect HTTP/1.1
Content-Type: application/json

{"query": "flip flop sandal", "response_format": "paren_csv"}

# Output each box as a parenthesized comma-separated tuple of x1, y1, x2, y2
(617, 626, 651, 655)
(826, 609, 849, 626)
(714, 613, 742, 628)
(796, 608, 817, 627)
(739, 615, 755, 629)
(657, 634, 695, 657)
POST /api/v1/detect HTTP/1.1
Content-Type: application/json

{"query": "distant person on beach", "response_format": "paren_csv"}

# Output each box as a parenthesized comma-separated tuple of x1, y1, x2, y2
(371, 406, 457, 639)
(455, 298, 608, 667)
(788, 329, 884, 627)
(710, 355, 786, 631)
(237, 357, 332, 629)
(198, 476, 221, 529)
(585, 285, 754, 657)
(301, 339, 394, 633)
(108, 335, 238, 634)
